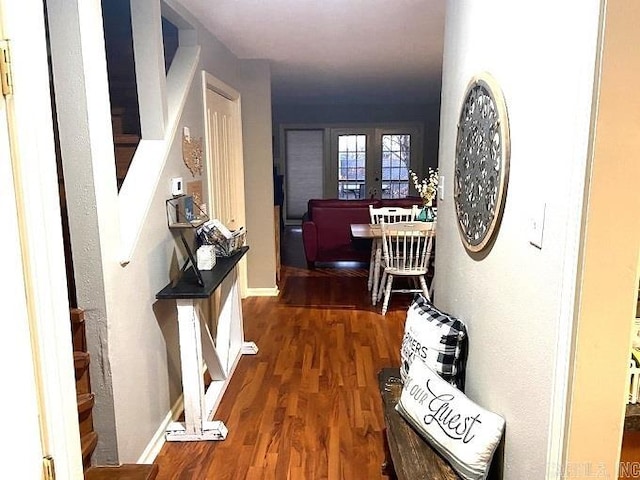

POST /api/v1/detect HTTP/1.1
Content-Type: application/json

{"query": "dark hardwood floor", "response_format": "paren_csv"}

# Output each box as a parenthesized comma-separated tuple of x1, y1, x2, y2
(153, 227, 412, 479)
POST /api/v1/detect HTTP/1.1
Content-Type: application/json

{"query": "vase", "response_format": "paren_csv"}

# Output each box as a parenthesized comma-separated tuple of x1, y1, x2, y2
(417, 204, 435, 222)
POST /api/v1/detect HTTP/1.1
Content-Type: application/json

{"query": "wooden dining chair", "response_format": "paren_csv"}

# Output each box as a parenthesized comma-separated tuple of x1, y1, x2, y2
(379, 221, 436, 315)
(368, 205, 419, 305)
(368, 205, 419, 225)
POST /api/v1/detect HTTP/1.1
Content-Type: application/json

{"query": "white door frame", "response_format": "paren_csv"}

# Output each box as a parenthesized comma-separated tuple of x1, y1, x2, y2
(1, 56, 46, 480)
(558, 0, 640, 475)
(1, 0, 82, 477)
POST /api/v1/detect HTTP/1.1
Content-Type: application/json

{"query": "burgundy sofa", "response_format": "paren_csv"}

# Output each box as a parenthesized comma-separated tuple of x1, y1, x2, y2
(301, 197, 423, 267)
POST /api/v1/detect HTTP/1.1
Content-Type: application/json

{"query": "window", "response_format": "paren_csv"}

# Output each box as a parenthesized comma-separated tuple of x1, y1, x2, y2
(338, 134, 366, 199)
(381, 134, 411, 199)
(281, 124, 423, 223)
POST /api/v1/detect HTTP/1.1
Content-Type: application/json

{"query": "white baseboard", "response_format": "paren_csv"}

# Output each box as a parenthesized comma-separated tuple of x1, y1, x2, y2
(246, 287, 279, 297)
(136, 395, 184, 464)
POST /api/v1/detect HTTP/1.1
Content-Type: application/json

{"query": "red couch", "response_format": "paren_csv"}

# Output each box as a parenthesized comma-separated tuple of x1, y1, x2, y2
(302, 197, 423, 267)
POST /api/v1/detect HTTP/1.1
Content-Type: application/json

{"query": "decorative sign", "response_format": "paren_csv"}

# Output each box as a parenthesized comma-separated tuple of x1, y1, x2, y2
(454, 73, 510, 253)
(397, 360, 505, 480)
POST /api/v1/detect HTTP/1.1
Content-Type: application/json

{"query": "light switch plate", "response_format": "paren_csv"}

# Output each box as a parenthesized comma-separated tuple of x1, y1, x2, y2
(171, 177, 184, 196)
(438, 175, 445, 201)
(529, 202, 546, 249)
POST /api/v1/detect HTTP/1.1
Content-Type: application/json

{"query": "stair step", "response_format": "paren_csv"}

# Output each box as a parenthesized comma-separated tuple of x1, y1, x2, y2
(85, 464, 159, 480)
(81, 431, 98, 470)
(114, 133, 140, 144)
(112, 117, 124, 135)
(77, 393, 95, 437)
(74, 351, 90, 371)
(114, 136, 139, 184)
(74, 352, 91, 395)
(70, 308, 85, 324)
(71, 308, 87, 352)
(77, 393, 95, 415)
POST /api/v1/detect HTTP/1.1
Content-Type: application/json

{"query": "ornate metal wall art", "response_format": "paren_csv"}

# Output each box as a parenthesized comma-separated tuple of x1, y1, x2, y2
(182, 129, 203, 177)
(454, 73, 510, 253)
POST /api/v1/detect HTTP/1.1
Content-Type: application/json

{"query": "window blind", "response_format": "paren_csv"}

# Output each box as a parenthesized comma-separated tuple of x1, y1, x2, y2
(285, 129, 324, 219)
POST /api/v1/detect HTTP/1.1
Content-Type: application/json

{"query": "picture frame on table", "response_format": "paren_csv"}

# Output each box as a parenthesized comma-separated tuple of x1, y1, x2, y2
(166, 195, 207, 229)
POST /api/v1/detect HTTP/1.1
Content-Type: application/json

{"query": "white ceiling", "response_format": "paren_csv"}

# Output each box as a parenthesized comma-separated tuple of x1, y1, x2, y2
(175, 0, 446, 105)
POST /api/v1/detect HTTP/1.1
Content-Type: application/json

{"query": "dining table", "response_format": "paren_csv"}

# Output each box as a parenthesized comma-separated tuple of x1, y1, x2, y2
(350, 222, 436, 306)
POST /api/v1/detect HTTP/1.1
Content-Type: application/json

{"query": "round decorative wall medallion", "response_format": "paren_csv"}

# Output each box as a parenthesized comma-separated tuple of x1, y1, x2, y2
(454, 73, 510, 253)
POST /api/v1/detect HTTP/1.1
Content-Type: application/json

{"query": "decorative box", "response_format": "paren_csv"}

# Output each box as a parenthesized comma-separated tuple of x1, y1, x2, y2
(196, 245, 216, 271)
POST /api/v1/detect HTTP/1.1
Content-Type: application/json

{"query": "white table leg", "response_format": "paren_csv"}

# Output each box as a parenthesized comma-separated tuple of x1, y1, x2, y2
(367, 238, 376, 291)
(372, 240, 382, 305)
(168, 299, 224, 440)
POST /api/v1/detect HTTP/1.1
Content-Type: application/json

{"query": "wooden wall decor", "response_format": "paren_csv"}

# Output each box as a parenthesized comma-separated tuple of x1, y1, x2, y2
(454, 72, 510, 253)
(182, 127, 203, 177)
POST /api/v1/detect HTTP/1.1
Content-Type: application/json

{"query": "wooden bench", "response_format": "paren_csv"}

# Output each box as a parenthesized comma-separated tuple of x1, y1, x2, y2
(378, 368, 461, 480)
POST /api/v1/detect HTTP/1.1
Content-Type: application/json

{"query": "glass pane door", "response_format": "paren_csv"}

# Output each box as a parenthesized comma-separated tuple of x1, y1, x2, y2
(329, 125, 421, 200)
(337, 134, 367, 199)
(381, 133, 411, 199)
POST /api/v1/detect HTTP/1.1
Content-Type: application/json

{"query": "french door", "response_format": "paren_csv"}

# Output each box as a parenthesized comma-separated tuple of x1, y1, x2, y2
(329, 126, 422, 200)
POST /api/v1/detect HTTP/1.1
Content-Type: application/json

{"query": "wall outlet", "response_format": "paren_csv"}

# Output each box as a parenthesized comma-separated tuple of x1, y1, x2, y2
(171, 177, 184, 196)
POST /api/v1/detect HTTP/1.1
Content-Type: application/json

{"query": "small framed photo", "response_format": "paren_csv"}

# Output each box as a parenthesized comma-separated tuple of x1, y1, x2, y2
(166, 195, 207, 228)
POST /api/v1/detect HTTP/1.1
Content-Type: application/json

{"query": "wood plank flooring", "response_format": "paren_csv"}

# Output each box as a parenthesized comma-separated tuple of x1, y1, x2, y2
(153, 261, 411, 479)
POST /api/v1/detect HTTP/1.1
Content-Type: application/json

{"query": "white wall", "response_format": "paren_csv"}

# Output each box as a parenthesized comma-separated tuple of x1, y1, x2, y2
(272, 101, 442, 170)
(109, 57, 211, 461)
(48, 0, 275, 463)
(237, 60, 278, 293)
(108, 8, 276, 461)
(46, 0, 123, 463)
(435, 1, 601, 478)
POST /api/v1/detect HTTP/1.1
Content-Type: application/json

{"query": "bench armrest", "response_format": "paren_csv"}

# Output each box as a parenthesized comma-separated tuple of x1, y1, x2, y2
(302, 221, 318, 263)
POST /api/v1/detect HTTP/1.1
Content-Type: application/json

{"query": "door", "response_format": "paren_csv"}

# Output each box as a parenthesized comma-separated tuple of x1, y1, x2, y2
(330, 128, 371, 199)
(329, 125, 422, 200)
(206, 87, 241, 230)
(204, 73, 247, 296)
(0, 60, 47, 479)
(1, 1, 83, 476)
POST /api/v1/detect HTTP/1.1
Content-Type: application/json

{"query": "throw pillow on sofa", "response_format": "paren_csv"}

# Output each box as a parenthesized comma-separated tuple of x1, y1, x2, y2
(400, 294, 468, 389)
(396, 360, 505, 480)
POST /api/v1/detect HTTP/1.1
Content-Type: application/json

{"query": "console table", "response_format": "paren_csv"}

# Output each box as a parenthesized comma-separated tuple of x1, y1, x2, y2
(156, 246, 257, 441)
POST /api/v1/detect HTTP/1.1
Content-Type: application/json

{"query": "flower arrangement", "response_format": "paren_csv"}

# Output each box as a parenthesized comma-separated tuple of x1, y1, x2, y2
(409, 168, 438, 207)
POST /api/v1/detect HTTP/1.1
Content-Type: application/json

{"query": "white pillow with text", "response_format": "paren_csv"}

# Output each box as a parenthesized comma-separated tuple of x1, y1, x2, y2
(396, 360, 505, 480)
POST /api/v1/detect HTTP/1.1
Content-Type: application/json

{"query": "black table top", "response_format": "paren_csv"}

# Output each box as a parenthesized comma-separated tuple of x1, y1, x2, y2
(156, 246, 249, 299)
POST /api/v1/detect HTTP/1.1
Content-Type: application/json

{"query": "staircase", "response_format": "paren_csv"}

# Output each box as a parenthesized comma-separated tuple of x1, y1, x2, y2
(111, 107, 140, 190)
(70, 308, 158, 480)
